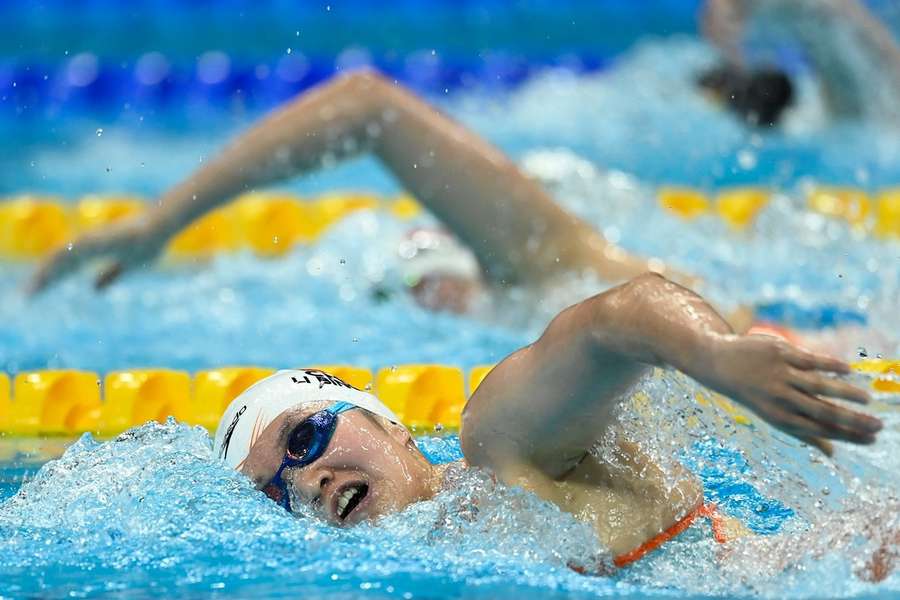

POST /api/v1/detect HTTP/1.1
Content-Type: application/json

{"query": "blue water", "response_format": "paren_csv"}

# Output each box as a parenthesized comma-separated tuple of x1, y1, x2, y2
(1, 369, 897, 599)
(2, 4, 900, 598)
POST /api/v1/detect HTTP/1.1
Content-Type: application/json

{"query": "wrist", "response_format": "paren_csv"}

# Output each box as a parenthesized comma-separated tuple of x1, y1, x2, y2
(671, 331, 736, 385)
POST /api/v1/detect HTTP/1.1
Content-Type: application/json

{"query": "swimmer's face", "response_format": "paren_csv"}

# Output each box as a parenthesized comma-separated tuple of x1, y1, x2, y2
(240, 403, 435, 525)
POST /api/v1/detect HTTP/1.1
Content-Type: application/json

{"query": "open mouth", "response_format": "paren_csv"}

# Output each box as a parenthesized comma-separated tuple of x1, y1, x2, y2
(335, 483, 369, 521)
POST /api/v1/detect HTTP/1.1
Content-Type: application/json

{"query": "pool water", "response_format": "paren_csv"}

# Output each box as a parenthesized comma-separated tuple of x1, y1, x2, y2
(1, 371, 897, 599)
(2, 15, 900, 600)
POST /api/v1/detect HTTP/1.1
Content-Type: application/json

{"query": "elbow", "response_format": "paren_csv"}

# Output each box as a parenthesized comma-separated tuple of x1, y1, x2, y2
(585, 272, 669, 338)
(622, 271, 671, 297)
(339, 68, 392, 96)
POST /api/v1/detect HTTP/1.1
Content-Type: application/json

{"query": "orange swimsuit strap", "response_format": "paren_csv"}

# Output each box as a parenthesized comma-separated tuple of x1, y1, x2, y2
(613, 502, 727, 568)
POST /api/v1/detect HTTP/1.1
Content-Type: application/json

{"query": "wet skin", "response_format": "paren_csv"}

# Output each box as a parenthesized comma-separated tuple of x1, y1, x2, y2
(239, 402, 447, 525)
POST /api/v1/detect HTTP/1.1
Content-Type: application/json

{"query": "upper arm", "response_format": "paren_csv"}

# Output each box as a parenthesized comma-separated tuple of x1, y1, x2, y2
(460, 286, 650, 479)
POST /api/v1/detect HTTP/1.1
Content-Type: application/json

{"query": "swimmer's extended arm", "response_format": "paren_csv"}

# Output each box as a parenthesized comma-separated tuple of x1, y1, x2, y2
(29, 70, 667, 293)
(461, 272, 881, 477)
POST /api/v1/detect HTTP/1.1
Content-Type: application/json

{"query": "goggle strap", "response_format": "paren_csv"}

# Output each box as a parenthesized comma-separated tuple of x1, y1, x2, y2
(329, 401, 356, 415)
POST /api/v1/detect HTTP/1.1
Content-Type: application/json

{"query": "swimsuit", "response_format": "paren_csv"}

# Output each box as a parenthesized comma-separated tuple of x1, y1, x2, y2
(613, 502, 728, 568)
(568, 501, 730, 574)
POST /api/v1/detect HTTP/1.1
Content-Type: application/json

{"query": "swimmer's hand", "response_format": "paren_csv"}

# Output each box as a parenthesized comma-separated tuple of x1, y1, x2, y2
(26, 215, 166, 295)
(705, 335, 881, 455)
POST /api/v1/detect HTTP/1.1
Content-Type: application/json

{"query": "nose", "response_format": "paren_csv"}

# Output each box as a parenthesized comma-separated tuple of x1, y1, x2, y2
(289, 464, 334, 505)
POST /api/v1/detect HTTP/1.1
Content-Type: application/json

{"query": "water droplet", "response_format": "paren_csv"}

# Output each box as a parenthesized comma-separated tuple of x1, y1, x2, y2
(821, 486, 830, 496)
(66, 243, 74, 251)
(351, 337, 359, 343)
(286, 47, 292, 55)
(272, 236, 279, 244)
(857, 347, 868, 358)
(95, 128, 103, 136)
(339, 258, 346, 265)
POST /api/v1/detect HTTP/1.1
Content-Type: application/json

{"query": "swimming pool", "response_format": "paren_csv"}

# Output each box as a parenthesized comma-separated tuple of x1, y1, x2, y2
(2, 2, 900, 598)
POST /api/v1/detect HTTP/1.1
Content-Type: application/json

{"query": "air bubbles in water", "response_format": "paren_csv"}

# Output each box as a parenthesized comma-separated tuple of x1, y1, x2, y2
(95, 128, 103, 137)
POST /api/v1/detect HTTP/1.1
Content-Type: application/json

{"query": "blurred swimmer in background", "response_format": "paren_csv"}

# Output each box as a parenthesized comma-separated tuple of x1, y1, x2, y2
(28, 71, 718, 319)
(699, 0, 900, 126)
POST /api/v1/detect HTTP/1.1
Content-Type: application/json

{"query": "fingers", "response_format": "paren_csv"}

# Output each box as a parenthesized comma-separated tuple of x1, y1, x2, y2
(778, 388, 882, 443)
(95, 262, 125, 290)
(784, 346, 850, 374)
(790, 368, 871, 405)
(26, 245, 82, 296)
(799, 435, 834, 457)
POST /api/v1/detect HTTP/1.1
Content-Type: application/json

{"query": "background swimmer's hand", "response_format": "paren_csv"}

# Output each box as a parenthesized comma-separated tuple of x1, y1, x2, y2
(706, 335, 882, 455)
(26, 216, 166, 295)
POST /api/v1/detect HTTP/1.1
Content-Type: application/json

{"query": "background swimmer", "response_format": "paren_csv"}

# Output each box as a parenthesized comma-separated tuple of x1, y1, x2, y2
(701, 0, 900, 124)
(29, 70, 731, 327)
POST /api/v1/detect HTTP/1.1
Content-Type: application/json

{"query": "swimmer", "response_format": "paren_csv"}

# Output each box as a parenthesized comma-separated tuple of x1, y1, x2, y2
(700, 0, 900, 125)
(27, 70, 702, 315)
(213, 271, 882, 573)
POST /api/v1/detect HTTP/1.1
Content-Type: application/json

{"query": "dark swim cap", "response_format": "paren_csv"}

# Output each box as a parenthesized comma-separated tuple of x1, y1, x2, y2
(698, 65, 794, 127)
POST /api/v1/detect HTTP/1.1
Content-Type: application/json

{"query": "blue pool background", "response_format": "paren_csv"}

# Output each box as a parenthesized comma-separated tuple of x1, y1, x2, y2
(2, 1, 900, 598)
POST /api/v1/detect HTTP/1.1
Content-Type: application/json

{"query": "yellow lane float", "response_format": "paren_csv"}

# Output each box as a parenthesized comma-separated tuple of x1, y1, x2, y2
(102, 370, 192, 435)
(4, 186, 899, 261)
(658, 187, 711, 220)
(468, 365, 494, 396)
(0, 373, 10, 431)
(166, 205, 241, 258)
(807, 187, 871, 227)
(0, 197, 72, 259)
(75, 196, 145, 232)
(389, 194, 423, 220)
(192, 367, 276, 431)
(852, 359, 900, 394)
(12, 370, 101, 435)
(233, 194, 316, 255)
(0, 360, 895, 437)
(310, 365, 373, 391)
(716, 187, 770, 230)
(875, 189, 900, 239)
(375, 365, 466, 430)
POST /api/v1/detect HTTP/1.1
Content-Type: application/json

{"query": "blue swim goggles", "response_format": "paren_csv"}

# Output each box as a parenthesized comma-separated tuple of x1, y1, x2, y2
(263, 401, 357, 511)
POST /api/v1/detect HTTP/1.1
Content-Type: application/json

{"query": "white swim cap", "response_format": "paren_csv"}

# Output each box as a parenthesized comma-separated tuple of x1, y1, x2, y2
(213, 369, 401, 470)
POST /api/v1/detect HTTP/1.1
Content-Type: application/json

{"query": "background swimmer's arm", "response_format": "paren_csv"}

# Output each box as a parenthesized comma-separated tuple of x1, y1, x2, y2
(702, 0, 749, 68)
(461, 273, 880, 477)
(29, 70, 685, 293)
